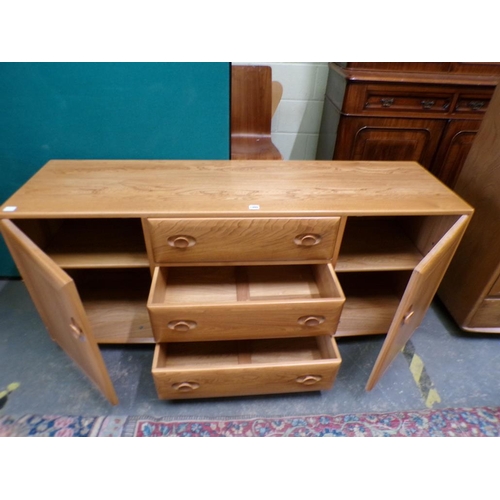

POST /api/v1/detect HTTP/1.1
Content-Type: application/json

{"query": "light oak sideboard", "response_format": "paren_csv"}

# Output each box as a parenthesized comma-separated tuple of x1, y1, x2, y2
(0, 160, 473, 404)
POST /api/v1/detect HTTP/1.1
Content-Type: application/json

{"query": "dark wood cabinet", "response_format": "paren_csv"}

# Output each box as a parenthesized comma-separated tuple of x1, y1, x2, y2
(316, 63, 500, 187)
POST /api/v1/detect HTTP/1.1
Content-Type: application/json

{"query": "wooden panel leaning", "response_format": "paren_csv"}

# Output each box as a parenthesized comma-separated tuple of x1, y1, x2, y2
(439, 85, 500, 332)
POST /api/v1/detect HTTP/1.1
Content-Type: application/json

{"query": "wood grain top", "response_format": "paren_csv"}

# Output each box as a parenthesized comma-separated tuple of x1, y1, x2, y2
(0, 160, 473, 218)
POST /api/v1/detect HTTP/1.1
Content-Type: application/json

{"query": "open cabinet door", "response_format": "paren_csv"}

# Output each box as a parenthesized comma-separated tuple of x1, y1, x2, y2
(0, 220, 118, 405)
(366, 215, 470, 391)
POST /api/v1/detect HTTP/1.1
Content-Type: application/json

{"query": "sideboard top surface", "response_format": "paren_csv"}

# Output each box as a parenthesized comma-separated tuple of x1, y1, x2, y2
(0, 160, 473, 218)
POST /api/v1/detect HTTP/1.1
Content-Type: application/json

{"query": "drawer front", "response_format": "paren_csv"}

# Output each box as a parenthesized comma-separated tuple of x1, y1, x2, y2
(364, 92, 452, 114)
(144, 217, 341, 264)
(454, 91, 492, 114)
(149, 301, 344, 342)
(148, 264, 345, 342)
(344, 83, 454, 116)
(470, 298, 500, 328)
(152, 336, 341, 399)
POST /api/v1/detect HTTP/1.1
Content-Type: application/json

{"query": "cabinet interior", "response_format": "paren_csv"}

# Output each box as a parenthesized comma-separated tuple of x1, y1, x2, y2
(335, 271, 410, 336)
(15, 218, 149, 269)
(67, 268, 154, 343)
(337, 215, 461, 272)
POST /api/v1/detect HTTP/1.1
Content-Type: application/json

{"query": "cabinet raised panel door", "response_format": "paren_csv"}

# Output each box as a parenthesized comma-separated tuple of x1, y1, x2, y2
(0, 220, 118, 405)
(334, 117, 445, 169)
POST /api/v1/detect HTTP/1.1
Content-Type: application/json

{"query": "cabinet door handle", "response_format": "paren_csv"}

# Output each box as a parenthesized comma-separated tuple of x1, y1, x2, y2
(380, 98, 394, 107)
(69, 317, 85, 341)
(167, 235, 196, 249)
(296, 375, 322, 385)
(167, 320, 197, 332)
(421, 100, 435, 109)
(294, 234, 322, 247)
(172, 382, 200, 392)
(298, 315, 326, 327)
(403, 310, 415, 325)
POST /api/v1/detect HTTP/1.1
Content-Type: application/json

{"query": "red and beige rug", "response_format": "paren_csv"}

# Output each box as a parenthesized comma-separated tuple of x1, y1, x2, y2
(1, 407, 499, 437)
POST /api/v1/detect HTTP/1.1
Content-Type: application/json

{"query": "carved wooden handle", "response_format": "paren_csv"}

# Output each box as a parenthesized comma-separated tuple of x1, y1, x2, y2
(403, 310, 415, 325)
(296, 375, 322, 385)
(167, 320, 197, 332)
(294, 234, 322, 247)
(298, 315, 325, 327)
(172, 382, 200, 392)
(167, 235, 196, 249)
(69, 318, 85, 341)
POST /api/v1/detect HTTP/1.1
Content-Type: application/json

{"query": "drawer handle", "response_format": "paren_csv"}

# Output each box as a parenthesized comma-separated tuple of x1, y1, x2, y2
(380, 98, 394, 107)
(167, 235, 196, 249)
(167, 320, 197, 332)
(421, 100, 435, 109)
(468, 100, 485, 111)
(172, 382, 200, 392)
(294, 234, 322, 247)
(298, 315, 326, 327)
(296, 375, 322, 386)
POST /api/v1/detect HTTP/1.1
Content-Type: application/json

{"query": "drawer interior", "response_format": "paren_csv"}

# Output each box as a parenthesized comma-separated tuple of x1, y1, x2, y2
(150, 264, 343, 305)
(154, 336, 340, 369)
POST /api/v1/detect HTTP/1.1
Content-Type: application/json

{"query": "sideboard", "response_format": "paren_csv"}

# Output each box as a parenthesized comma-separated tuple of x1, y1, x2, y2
(316, 62, 500, 188)
(0, 160, 473, 404)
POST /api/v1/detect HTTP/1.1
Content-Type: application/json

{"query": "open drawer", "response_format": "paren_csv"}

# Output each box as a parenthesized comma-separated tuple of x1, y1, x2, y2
(147, 264, 345, 342)
(152, 335, 342, 399)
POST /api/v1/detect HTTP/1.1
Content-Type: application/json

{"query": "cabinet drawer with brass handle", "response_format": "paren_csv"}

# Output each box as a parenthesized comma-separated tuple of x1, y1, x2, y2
(147, 264, 345, 342)
(454, 93, 492, 114)
(144, 217, 342, 264)
(152, 335, 342, 399)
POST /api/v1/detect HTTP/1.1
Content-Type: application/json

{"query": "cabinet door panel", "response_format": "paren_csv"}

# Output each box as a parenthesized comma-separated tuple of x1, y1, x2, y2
(430, 120, 481, 188)
(0, 220, 118, 405)
(333, 117, 445, 169)
(365, 215, 469, 391)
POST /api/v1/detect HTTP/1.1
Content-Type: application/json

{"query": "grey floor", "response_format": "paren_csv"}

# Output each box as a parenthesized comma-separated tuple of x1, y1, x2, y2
(1, 277, 499, 418)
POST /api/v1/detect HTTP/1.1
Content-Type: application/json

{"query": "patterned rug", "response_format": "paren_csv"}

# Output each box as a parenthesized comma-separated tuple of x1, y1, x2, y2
(1, 407, 500, 436)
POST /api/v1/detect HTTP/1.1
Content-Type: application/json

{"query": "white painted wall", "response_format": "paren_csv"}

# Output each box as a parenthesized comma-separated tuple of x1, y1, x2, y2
(233, 62, 329, 160)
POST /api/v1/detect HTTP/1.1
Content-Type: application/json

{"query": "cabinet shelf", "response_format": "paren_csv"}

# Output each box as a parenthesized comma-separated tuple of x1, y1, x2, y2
(70, 268, 154, 344)
(335, 272, 408, 336)
(20, 218, 149, 269)
(336, 218, 423, 272)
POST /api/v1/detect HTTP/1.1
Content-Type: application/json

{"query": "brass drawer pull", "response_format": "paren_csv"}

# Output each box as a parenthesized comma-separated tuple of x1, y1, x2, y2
(167, 320, 197, 332)
(294, 233, 322, 247)
(380, 98, 394, 107)
(298, 315, 326, 327)
(296, 375, 322, 385)
(172, 382, 200, 392)
(468, 100, 485, 111)
(421, 100, 435, 109)
(167, 235, 196, 249)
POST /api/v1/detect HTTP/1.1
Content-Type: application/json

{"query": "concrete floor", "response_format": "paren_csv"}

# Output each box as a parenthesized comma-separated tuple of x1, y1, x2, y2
(1, 278, 499, 418)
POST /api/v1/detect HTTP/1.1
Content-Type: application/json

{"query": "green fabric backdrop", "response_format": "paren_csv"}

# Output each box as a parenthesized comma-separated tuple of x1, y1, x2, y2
(0, 62, 230, 276)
